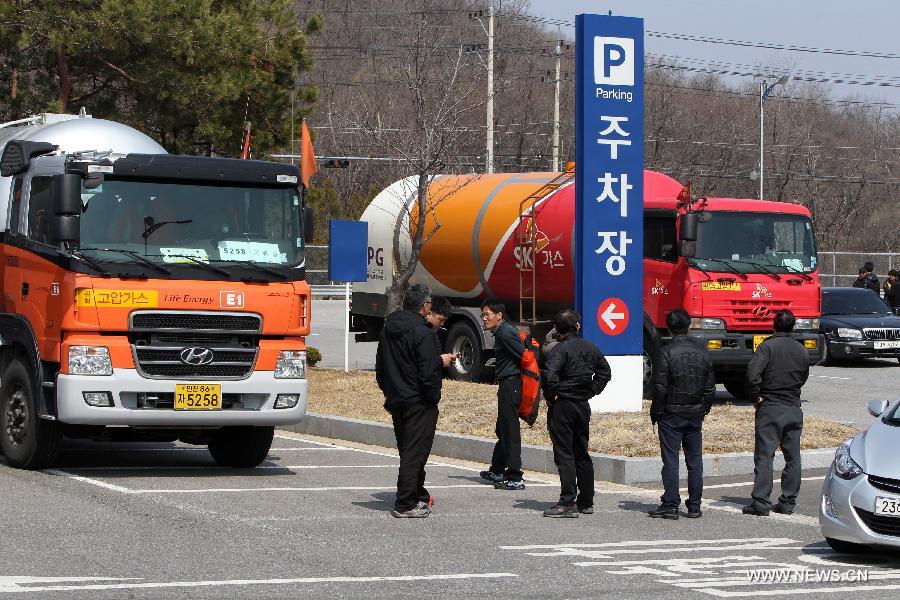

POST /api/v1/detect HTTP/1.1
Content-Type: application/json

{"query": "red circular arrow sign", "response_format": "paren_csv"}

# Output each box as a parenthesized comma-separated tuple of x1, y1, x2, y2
(596, 297, 629, 336)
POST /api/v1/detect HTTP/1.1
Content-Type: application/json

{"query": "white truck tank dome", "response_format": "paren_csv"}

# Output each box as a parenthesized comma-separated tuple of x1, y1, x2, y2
(16, 117, 166, 155)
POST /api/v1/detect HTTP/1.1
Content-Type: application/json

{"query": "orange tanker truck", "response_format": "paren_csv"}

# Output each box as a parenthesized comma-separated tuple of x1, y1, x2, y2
(0, 113, 313, 469)
(351, 170, 823, 399)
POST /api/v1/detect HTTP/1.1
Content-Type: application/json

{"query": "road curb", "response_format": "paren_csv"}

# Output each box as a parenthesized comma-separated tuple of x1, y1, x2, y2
(281, 412, 837, 484)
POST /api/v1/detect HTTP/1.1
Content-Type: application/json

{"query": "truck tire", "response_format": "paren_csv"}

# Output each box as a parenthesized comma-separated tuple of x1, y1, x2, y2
(208, 426, 274, 468)
(446, 321, 484, 382)
(0, 359, 61, 469)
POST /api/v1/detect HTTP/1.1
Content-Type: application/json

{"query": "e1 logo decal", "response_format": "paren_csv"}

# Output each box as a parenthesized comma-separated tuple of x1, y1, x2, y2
(593, 36, 634, 86)
(220, 291, 244, 308)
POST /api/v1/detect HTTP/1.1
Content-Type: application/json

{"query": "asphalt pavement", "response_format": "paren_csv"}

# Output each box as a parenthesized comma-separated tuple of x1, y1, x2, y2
(2, 433, 898, 599)
(311, 299, 900, 428)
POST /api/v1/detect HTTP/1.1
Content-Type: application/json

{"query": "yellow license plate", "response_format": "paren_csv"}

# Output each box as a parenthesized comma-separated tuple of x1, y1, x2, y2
(175, 384, 222, 410)
(753, 335, 770, 352)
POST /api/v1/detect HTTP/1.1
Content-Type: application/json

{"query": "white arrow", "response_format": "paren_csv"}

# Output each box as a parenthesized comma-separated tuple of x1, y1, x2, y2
(601, 302, 625, 330)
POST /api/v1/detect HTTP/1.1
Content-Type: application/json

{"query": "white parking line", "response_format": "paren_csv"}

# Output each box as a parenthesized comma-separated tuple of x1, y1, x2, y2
(686, 476, 826, 491)
(44, 469, 133, 493)
(63, 447, 349, 452)
(814, 375, 852, 380)
(0, 572, 518, 594)
(127, 483, 557, 494)
(60, 464, 475, 471)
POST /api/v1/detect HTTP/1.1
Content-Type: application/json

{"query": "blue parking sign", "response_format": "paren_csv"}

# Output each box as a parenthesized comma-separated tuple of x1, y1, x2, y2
(574, 14, 644, 356)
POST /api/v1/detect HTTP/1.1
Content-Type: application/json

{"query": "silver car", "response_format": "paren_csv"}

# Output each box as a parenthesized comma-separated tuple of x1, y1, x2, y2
(820, 397, 900, 552)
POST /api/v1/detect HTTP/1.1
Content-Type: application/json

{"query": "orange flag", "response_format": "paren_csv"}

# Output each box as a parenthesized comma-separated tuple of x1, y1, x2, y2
(300, 119, 318, 188)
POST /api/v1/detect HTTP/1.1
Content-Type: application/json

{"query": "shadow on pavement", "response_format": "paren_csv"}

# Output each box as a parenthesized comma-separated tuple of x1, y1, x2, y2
(351, 492, 395, 512)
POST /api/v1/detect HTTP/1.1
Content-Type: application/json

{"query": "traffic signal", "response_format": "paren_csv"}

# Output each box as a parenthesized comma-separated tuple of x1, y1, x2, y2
(322, 159, 350, 168)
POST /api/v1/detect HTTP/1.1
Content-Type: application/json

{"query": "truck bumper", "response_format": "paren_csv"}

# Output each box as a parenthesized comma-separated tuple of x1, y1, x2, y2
(688, 331, 824, 375)
(56, 369, 308, 427)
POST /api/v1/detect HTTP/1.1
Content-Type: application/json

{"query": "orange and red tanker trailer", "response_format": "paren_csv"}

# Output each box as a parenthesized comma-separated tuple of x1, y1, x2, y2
(351, 169, 823, 399)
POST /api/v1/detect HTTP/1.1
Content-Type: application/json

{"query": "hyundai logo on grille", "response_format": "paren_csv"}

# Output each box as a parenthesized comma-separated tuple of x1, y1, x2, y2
(752, 306, 772, 319)
(180, 347, 215, 366)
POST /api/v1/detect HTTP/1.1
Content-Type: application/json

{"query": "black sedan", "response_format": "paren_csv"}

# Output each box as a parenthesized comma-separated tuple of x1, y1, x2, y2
(821, 287, 900, 365)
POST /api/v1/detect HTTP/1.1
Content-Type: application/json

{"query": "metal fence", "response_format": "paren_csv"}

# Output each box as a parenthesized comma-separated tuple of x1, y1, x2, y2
(818, 252, 898, 289)
(305, 245, 898, 292)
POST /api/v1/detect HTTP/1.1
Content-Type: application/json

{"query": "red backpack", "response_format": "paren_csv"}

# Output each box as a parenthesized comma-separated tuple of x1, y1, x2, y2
(518, 331, 542, 427)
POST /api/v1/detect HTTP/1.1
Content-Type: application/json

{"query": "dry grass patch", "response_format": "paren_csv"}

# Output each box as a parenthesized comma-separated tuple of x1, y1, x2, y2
(307, 368, 858, 457)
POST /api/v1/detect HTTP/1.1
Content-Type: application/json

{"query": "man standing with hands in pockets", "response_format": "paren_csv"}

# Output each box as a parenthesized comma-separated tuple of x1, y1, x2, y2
(743, 309, 810, 516)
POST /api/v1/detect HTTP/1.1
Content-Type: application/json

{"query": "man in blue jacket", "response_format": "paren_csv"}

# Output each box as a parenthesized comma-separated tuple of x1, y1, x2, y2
(376, 284, 443, 518)
(479, 299, 527, 490)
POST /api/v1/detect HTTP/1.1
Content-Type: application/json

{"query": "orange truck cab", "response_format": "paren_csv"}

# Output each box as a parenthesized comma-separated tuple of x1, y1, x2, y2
(0, 113, 313, 469)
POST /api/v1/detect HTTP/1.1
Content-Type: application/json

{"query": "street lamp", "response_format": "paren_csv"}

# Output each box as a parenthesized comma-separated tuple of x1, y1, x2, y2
(758, 75, 789, 199)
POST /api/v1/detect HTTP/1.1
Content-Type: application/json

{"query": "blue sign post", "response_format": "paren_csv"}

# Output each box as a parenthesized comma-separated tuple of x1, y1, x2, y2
(574, 14, 644, 411)
(329, 220, 369, 371)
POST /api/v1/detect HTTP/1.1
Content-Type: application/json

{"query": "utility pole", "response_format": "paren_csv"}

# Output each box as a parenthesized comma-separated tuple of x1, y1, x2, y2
(551, 35, 561, 172)
(758, 75, 788, 200)
(485, 0, 494, 174)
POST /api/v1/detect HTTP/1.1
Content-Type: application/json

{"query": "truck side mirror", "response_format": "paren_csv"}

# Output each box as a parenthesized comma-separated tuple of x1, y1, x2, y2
(51, 174, 82, 244)
(679, 212, 698, 241)
(52, 174, 82, 215)
(304, 207, 316, 243)
(52, 215, 80, 244)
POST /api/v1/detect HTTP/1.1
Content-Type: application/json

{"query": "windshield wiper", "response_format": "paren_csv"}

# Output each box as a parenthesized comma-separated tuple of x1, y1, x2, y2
(80, 248, 171, 275)
(686, 258, 713, 281)
(695, 258, 748, 280)
(153, 254, 232, 277)
(65, 249, 112, 278)
(730, 260, 781, 281)
(212, 260, 288, 280)
(782, 263, 814, 281)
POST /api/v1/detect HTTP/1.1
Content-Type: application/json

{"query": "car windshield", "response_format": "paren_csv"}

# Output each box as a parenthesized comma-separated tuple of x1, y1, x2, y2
(77, 178, 304, 273)
(884, 401, 900, 426)
(691, 211, 817, 274)
(823, 292, 891, 316)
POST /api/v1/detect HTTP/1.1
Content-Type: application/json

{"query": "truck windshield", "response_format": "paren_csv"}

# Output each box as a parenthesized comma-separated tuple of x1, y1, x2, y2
(691, 211, 817, 275)
(77, 179, 303, 273)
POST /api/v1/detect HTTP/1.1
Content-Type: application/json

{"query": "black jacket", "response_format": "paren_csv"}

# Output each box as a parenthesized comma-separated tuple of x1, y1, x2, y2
(492, 320, 525, 381)
(543, 335, 611, 403)
(651, 335, 716, 422)
(746, 332, 810, 407)
(852, 274, 881, 295)
(375, 309, 442, 410)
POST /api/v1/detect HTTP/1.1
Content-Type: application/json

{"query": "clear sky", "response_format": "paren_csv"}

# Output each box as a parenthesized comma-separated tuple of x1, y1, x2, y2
(526, 0, 900, 108)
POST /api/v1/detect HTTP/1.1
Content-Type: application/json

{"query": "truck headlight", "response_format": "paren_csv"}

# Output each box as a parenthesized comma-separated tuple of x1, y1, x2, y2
(833, 438, 863, 480)
(68, 346, 113, 376)
(275, 350, 306, 379)
(836, 328, 863, 340)
(794, 318, 820, 330)
(690, 318, 726, 330)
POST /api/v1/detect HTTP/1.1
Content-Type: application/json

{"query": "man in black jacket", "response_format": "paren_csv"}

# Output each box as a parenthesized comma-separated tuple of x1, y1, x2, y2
(479, 299, 527, 490)
(376, 284, 443, 518)
(884, 269, 899, 312)
(649, 309, 716, 520)
(743, 309, 810, 516)
(542, 309, 611, 518)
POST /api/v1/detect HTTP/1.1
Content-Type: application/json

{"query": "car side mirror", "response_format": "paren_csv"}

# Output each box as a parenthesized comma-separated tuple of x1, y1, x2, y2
(868, 399, 889, 417)
(304, 207, 315, 243)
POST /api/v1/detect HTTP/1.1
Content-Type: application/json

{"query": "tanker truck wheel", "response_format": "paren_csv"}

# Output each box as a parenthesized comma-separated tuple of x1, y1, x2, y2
(0, 359, 61, 469)
(446, 321, 484, 382)
(208, 426, 274, 468)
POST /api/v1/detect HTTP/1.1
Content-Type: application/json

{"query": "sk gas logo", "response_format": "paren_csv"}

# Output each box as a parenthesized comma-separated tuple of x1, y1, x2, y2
(593, 36, 634, 86)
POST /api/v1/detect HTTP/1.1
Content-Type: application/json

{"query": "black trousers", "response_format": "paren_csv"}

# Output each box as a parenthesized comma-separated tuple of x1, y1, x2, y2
(658, 414, 704, 510)
(751, 403, 803, 510)
(390, 402, 439, 512)
(489, 377, 523, 481)
(548, 400, 594, 508)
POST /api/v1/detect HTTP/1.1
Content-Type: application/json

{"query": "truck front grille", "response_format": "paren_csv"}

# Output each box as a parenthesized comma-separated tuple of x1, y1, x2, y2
(726, 299, 792, 329)
(133, 346, 257, 379)
(863, 328, 900, 341)
(130, 311, 262, 333)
